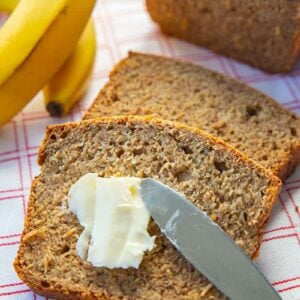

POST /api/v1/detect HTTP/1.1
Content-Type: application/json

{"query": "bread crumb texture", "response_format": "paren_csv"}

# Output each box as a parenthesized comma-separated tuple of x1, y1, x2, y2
(15, 117, 281, 299)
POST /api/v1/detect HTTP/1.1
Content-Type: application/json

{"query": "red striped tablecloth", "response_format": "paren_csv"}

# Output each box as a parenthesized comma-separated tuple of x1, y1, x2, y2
(0, 1, 299, 299)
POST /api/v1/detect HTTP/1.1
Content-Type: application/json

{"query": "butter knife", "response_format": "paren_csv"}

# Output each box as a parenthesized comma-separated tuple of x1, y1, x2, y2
(140, 178, 281, 300)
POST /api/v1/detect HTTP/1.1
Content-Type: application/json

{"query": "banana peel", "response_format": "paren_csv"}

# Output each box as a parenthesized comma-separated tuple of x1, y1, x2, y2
(0, 0, 95, 126)
(0, 0, 19, 12)
(0, 0, 68, 85)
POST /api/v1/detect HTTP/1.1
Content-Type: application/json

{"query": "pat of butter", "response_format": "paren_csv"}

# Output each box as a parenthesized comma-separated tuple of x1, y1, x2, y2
(68, 173, 155, 269)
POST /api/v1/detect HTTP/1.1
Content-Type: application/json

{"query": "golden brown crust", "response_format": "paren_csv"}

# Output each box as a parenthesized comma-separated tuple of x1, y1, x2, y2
(15, 116, 281, 299)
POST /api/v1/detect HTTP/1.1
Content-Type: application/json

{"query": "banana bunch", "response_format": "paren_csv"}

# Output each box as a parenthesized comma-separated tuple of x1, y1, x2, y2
(0, 0, 96, 126)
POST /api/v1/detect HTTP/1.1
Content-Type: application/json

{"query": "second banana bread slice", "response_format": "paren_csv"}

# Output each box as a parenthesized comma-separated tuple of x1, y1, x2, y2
(15, 116, 281, 299)
(84, 52, 300, 180)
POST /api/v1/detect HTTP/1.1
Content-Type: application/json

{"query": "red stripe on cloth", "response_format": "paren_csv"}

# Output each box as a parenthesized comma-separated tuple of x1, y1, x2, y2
(0, 282, 24, 289)
(0, 195, 23, 201)
(0, 233, 21, 239)
(0, 240, 20, 247)
(0, 157, 19, 164)
(0, 188, 22, 194)
(0, 150, 18, 157)
(0, 148, 37, 158)
(273, 276, 300, 286)
(278, 284, 300, 293)
(263, 225, 294, 234)
(0, 149, 19, 156)
(262, 233, 297, 243)
(0, 289, 31, 296)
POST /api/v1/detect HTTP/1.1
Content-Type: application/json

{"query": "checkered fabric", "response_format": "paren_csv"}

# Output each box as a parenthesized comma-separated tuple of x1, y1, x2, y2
(0, 1, 299, 299)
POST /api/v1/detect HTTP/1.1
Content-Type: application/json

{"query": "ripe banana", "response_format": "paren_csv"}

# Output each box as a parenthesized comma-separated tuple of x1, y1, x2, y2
(0, 0, 95, 127)
(0, 0, 68, 85)
(0, 0, 19, 12)
(44, 19, 96, 117)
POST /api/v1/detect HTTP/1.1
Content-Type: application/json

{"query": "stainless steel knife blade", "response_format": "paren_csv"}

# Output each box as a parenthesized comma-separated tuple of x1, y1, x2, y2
(140, 178, 281, 300)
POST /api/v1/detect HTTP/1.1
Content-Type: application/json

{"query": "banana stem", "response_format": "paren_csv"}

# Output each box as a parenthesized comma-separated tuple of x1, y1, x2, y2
(46, 101, 64, 117)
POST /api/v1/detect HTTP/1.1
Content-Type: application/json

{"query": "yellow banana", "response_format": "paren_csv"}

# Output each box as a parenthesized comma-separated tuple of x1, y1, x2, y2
(0, 0, 68, 85)
(44, 19, 96, 117)
(0, 0, 19, 12)
(0, 0, 97, 120)
(0, 0, 95, 127)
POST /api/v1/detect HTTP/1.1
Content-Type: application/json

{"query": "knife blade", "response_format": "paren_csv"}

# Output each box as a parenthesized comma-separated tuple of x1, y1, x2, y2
(140, 178, 281, 300)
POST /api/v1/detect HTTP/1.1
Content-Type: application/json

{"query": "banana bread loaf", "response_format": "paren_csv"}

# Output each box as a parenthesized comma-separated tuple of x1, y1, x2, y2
(84, 52, 300, 180)
(146, 0, 300, 73)
(15, 116, 281, 299)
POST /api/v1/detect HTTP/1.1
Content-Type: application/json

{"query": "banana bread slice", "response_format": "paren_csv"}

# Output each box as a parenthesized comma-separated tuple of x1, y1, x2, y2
(146, 0, 300, 73)
(15, 116, 281, 299)
(84, 52, 300, 180)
